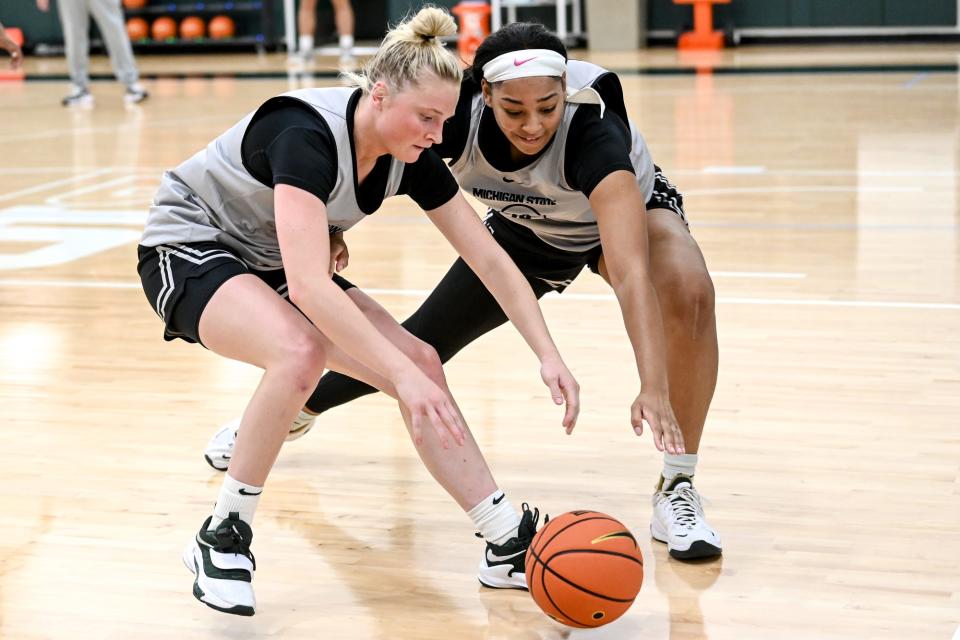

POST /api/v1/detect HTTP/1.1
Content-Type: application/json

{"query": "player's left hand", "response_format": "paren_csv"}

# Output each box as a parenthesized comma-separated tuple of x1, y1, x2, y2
(540, 355, 579, 434)
(631, 389, 684, 454)
(329, 232, 349, 275)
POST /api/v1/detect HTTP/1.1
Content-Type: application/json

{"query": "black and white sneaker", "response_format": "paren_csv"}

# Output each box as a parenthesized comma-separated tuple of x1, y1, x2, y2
(182, 512, 257, 616)
(124, 83, 149, 104)
(61, 85, 93, 107)
(204, 412, 317, 471)
(651, 474, 722, 560)
(478, 503, 544, 590)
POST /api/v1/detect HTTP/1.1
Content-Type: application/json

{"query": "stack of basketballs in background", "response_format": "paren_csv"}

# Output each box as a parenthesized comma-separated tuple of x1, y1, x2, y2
(122, 0, 242, 46)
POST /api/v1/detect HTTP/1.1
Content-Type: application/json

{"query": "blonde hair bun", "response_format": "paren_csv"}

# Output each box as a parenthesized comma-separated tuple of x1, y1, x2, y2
(343, 5, 462, 92)
(407, 6, 457, 41)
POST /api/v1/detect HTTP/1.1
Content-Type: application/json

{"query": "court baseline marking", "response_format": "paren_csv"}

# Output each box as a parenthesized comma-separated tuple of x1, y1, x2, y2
(0, 278, 957, 310)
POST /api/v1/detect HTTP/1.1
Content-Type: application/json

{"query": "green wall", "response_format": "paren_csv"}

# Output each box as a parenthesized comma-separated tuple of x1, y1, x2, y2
(4, 0, 956, 51)
(649, 0, 957, 30)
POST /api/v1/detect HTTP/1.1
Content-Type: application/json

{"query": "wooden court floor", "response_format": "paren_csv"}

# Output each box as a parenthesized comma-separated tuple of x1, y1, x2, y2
(1, 45, 958, 639)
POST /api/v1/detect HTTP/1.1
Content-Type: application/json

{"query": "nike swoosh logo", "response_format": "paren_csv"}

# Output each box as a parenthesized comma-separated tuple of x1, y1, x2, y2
(238, 488, 262, 496)
(502, 177, 515, 183)
(492, 493, 505, 505)
(513, 56, 537, 66)
(486, 548, 524, 563)
(591, 530, 638, 545)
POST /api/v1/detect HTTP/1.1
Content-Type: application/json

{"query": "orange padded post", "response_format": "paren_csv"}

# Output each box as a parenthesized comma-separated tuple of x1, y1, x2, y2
(673, 0, 730, 50)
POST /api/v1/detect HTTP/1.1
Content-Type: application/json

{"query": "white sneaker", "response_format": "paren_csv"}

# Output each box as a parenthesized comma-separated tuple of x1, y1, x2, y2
(650, 475, 722, 560)
(182, 513, 256, 616)
(478, 504, 543, 590)
(287, 49, 314, 67)
(124, 82, 149, 104)
(203, 411, 317, 471)
(338, 53, 357, 72)
(61, 85, 94, 107)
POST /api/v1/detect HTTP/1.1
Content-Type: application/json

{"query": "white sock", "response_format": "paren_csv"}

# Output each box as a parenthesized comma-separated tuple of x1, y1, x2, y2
(298, 35, 314, 54)
(467, 490, 519, 545)
(663, 453, 698, 483)
(209, 473, 262, 529)
(339, 34, 353, 55)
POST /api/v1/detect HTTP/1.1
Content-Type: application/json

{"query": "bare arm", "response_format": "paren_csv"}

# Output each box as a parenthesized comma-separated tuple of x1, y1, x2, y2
(427, 193, 580, 432)
(0, 21, 23, 70)
(275, 184, 465, 446)
(591, 170, 684, 454)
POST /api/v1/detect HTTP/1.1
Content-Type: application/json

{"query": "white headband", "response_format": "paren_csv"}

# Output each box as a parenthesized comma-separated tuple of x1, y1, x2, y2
(482, 49, 566, 83)
(481, 49, 606, 118)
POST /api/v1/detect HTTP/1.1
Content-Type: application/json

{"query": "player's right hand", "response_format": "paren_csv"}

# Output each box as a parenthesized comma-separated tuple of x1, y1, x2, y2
(328, 232, 349, 275)
(0, 35, 23, 69)
(395, 371, 466, 449)
(631, 388, 685, 455)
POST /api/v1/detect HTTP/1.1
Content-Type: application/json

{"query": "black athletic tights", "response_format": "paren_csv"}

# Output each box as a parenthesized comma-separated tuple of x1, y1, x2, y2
(305, 256, 556, 413)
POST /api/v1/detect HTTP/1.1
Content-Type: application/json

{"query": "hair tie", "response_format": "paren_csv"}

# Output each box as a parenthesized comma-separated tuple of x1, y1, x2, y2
(420, 34, 436, 41)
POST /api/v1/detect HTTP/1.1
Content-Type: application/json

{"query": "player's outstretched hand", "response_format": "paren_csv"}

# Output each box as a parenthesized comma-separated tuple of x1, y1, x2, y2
(631, 389, 684, 454)
(540, 355, 580, 434)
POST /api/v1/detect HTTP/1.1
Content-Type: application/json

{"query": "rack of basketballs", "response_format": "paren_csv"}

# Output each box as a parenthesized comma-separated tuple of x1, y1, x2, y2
(122, 0, 274, 51)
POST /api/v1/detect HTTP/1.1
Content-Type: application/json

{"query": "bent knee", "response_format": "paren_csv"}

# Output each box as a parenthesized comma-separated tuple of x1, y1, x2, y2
(410, 340, 444, 383)
(656, 268, 716, 336)
(273, 331, 327, 392)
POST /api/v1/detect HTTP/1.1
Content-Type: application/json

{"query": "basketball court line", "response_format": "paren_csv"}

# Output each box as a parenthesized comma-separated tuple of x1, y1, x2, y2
(0, 113, 241, 145)
(0, 169, 114, 203)
(684, 185, 926, 195)
(15, 62, 960, 83)
(902, 72, 930, 88)
(686, 168, 960, 178)
(45, 175, 146, 205)
(5, 166, 959, 178)
(1, 278, 957, 310)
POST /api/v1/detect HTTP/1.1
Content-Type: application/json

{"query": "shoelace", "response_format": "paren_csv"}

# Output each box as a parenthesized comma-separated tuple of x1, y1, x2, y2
(213, 521, 257, 569)
(473, 504, 549, 544)
(518, 503, 548, 543)
(658, 485, 705, 530)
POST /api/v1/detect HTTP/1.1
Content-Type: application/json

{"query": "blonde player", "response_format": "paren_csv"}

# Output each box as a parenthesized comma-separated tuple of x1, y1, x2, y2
(210, 21, 721, 562)
(137, 8, 577, 616)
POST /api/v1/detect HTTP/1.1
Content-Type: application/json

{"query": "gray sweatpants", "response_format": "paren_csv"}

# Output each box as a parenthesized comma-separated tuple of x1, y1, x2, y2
(56, 0, 139, 88)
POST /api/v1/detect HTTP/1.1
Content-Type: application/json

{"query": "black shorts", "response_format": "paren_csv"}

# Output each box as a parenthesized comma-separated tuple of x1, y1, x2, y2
(137, 241, 355, 345)
(646, 165, 687, 226)
(485, 165, 687, 290)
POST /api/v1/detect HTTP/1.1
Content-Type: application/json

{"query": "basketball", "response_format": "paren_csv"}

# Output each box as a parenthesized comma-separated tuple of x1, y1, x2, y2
(525, 511, 643, 628)
(179, 16, 206, 40)
(122, 0, 147, 9)
(151, 16, 177, 41)
(126, 17, 149, 41)
(207, 15, 235, 40)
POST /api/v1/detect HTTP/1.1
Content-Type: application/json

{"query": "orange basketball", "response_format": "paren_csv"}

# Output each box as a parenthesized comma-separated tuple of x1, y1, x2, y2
(126, 17, 149, 41)
(123, 0, 147, 9)
(207, 15, 235, 40)
(179, 16, 205, 40)
(525, 511, 643, 628)
(151, 16, 177, 41)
